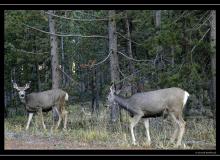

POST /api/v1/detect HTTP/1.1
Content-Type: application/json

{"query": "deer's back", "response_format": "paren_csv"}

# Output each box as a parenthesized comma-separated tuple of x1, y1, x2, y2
(128, 87, 186, 113)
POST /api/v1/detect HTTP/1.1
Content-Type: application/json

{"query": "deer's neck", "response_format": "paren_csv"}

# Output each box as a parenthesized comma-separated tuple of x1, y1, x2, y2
(114, 94, 129, 108)
(20, 97, 26, 104)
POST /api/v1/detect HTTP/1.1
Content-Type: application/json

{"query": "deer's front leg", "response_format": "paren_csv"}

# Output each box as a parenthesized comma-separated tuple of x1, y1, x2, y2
(26, 112, 33, 130)
(130, 114, 142, 145)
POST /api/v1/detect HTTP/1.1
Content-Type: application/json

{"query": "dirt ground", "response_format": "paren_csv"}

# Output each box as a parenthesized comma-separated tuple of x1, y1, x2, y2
(5, 131, 216, 151)
(4, 131, 146, 150)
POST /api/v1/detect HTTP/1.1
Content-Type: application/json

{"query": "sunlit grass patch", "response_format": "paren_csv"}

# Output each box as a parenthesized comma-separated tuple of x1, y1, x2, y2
(4, 103, 216, 150)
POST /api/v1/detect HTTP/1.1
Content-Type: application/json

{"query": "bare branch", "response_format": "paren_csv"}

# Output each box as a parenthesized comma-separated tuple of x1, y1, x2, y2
(23, 23, 108, 38)
(118, 67, 126, 78)
(190, 28, 211, 53)
(90, 50, 111, 68)
(116, 32, 143, 46)
(6, 44, 49, 55)
(186, 13, 211, 32)
(44, 11, 108, 21)
(174, 10, 195, 24)
(74, 10, 106, 18)
(117, 51, 153, 63)
(174, 11, 187, 23)
(56, 66, 76, 83)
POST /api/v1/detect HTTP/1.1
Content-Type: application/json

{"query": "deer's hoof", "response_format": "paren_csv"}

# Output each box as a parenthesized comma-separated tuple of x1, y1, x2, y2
(132, 142, 138, 146)
(174, 143, 182, 149)
(146, 142, 151, 147)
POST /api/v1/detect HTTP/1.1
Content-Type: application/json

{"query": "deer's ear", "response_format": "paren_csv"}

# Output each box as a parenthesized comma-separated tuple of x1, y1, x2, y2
(115, 90, 121, 95)
(113, 83, 117, 90)
(110, 84, 115, 93)
(110, 85, 113, 92)
(12, 81, 19, 90)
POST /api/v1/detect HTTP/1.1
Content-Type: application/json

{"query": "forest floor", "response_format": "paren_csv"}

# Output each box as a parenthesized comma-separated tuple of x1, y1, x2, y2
(4, 104, 216, 151)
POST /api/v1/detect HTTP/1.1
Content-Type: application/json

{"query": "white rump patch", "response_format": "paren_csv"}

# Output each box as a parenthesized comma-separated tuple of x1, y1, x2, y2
(65, 93, 69, 101)
(183, 91, 189, 107)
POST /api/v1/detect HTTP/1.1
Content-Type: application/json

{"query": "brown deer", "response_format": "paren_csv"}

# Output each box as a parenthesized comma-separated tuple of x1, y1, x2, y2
(12, 81, 69, 130)
(107, 84, 189, 147)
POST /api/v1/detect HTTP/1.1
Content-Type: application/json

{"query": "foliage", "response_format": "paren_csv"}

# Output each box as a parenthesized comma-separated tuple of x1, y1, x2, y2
(4, 10, 214, 117)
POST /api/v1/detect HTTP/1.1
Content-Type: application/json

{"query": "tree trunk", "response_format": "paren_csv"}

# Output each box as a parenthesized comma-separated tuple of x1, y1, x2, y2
(61, 35, 66, 87)
(155, 10, 161, 29)
(171, 45, 175, 67)
(108, 10, 120, 122)
(210, 10, 216, 115)
(91, 66, 100, 115)
(36, 63, 41, 91)
(125, 11, 136, 94)
(155, 10, 163, 68)
(49, 10, 60, 89)
(91, 67, 95, 114)
(95, 66, 100, 114)
(4, 91, 8, 118)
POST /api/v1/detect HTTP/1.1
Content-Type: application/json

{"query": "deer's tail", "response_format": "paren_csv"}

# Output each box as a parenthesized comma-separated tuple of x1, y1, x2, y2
(183, 91, 189, 108)
(65, 93, 69, 101)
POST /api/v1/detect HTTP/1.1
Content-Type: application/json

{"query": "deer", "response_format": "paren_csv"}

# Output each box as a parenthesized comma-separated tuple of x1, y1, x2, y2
(106, 84, 189, 147)
(12, 81, 69, 131)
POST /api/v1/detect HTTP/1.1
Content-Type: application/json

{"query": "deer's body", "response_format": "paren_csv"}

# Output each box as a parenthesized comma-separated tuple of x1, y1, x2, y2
(25, 89, 67, 112)
(114, 87, 187, 117)
(107, 85, 189, 147)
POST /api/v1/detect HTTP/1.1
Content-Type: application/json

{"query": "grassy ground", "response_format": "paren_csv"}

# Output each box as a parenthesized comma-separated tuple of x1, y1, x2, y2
(4, 103, 216, 150)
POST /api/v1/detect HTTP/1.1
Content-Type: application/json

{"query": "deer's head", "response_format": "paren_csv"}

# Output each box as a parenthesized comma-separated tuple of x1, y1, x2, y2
(12, 81, 31, 100)
(106, 83, 121, 108)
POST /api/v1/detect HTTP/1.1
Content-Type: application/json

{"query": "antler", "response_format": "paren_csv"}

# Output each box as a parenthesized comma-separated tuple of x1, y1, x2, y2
(24, 81, 31, 90)
(12, 80, 19, 90)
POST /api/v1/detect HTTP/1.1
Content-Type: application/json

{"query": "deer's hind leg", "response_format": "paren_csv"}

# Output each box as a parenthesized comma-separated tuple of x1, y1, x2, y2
(169, 112, 186, 147)
(59, 95, 68, 130)
(176, 114, 186, 147)
(143, 118, 151, 145)
(62, 110, 68, 130)
(170, 112, 179, 143)
(54, 107, 62, 130)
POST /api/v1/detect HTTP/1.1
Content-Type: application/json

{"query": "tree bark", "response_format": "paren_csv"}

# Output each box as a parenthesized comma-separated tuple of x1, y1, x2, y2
(171, 45, 175, 67)
(155, 10, 163, 68)
(49, 10, 60, 89)
(125, 11, 136, 94)
(95, 66, 100, 114)
(61, 35, 66, 87)
(4, 91, 8, 118)
(108, 10, 120, 122)
(210, 10, 216, 114)
(155, 10, 161, 30)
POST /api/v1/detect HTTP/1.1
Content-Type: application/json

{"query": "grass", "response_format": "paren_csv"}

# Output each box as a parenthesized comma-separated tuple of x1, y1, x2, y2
(4, 103, 216, 150)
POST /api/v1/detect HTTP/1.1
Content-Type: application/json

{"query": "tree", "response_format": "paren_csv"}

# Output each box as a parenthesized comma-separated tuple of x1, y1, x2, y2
(125, 10, 136, 94)
(48, 10, 60, 89)
(210, 10, 216, 114)
(108, 10, 120, 122)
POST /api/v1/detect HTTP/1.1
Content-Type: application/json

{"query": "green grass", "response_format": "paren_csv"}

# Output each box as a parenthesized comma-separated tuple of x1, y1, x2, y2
(4, 103, 216, 150)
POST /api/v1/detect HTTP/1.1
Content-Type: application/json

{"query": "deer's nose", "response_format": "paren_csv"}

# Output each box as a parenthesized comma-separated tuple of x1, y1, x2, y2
(20, 94, 25, 98)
